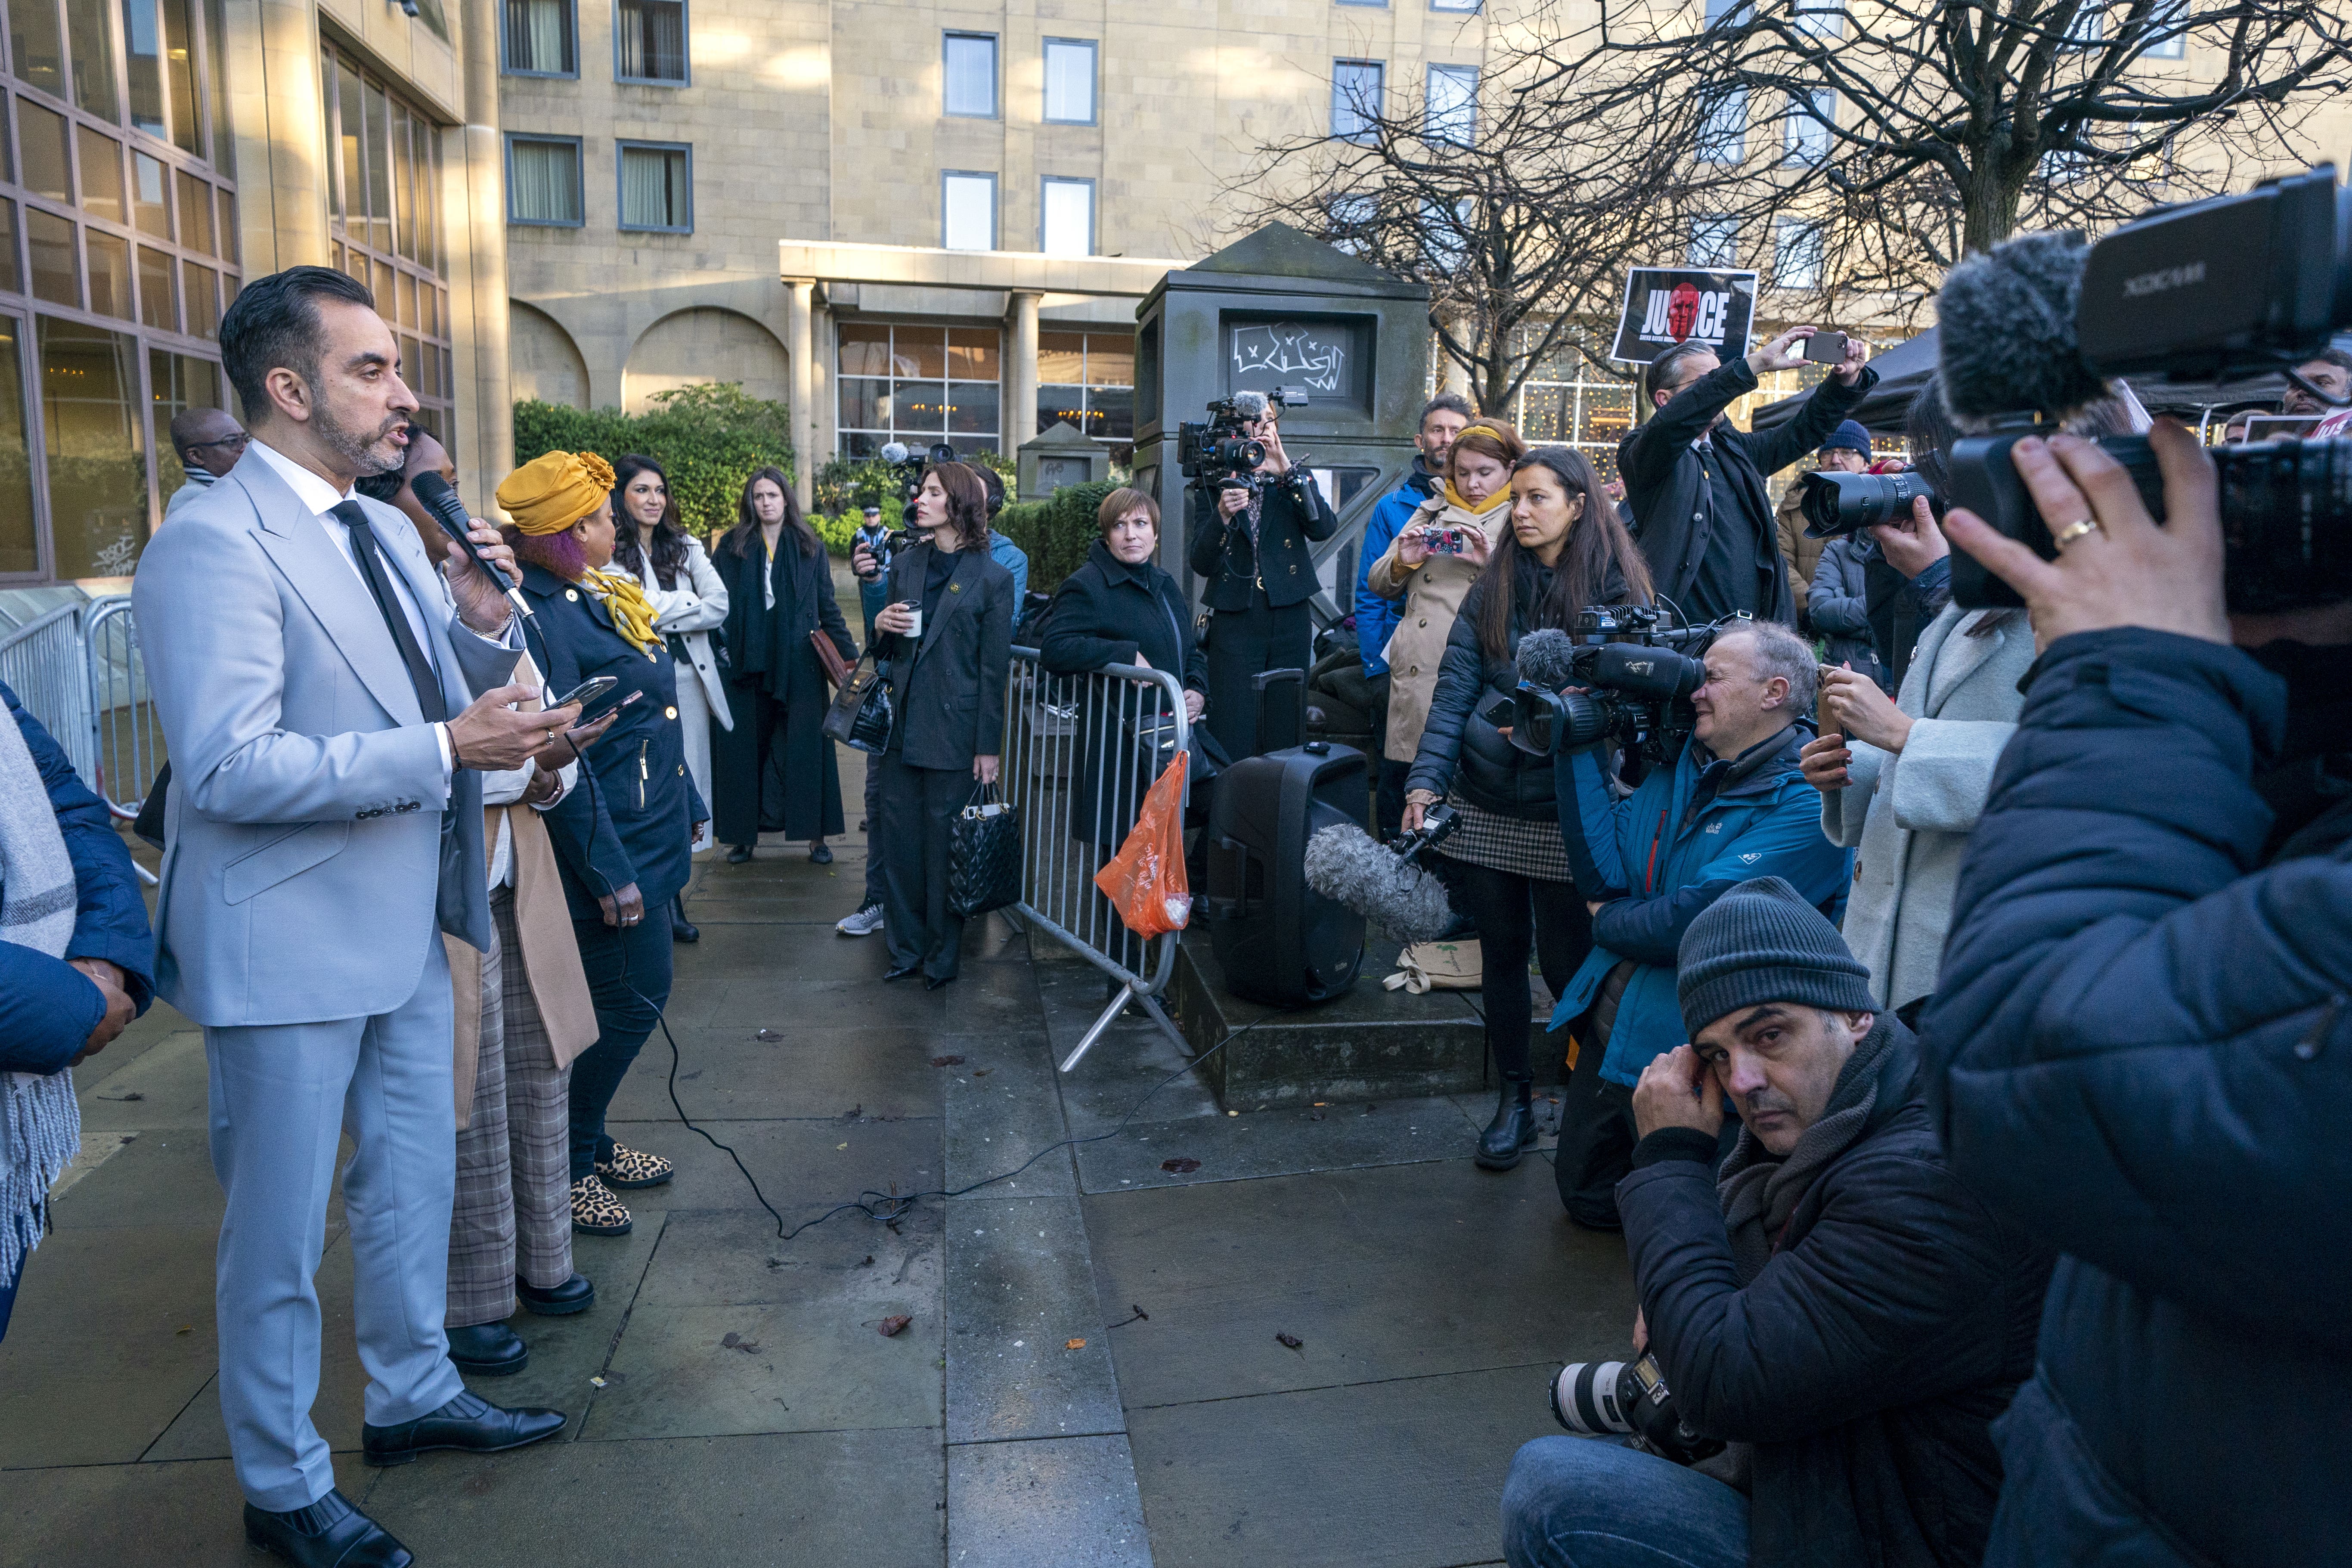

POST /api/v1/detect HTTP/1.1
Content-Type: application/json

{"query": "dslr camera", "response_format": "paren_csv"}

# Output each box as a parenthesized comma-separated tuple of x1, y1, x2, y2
(1946, 164, 2352, 613)
(1549, 1353, 1725, 1468)
(1506, 607, 1746, 766)
(1178, 387, 1311, 492)
(1794, 467, 1940, 541)
(878, 439, 959, 508)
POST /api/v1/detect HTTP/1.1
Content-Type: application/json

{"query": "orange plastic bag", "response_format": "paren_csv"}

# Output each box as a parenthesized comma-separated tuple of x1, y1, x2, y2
(1094, 751, 1192, 936)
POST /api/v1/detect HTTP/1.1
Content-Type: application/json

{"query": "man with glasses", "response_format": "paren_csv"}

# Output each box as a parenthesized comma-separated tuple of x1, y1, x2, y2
(164, 407, 250, 521)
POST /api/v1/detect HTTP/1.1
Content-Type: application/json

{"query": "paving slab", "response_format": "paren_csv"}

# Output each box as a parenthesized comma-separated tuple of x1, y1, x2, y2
(945, 1195, 1122, 1444)
(1075, 1094, 1481, 1195)
(606, 1020, 956, 1124)
(43, 1126, 233, 1232)
(589, 1112, 942, 1221)
(947, 1433, 1152, 1568)
(944, 1022, 1079, 1202)
(3, 1454, 378, 1568)
(634, 1205, 941, 1312)
(75, 1025, 211, 1131)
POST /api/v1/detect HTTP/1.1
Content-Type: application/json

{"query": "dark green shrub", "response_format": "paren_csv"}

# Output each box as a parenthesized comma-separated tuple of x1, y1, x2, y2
(512, 383, 793, 541)
(995, 479, 1118, 595)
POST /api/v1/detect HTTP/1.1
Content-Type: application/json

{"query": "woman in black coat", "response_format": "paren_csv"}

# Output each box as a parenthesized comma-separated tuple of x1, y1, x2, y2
(710, 467, 856, 865)
(496, 449, 707, 1236)
(1187, 408, 1338, 759)
(1040, 487, 1207, 849)
(871, 462, 1016, 989)
(1403, 446, 1653, 1173)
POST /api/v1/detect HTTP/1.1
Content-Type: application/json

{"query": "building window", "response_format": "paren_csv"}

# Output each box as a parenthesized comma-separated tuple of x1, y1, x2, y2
(837, 322, 1002, 457)
(1332, 60, 1383, 143)
(502, 0, 577, 76)
(1042, 38, 1095, 124)
(2144, 0, 2186, 56)
(944, 32, 997, 118)
(1326, 192, 1376, 256)
(1337, 0, 1385, 9)
(618, 141, 690, 232)
(942, 171, 995, 251)
(1425, 64, 1476, 145)
(1041, 177, 1093, 257)
(1689, 216, 1740, 268)
(1773, 219, 1824, 289)
(1698, 91, 1745, 163)
(616, 0, 686, 82)
(1783, 90, 1833, 165)
(1509, 331, 1630, 483)
(1796, 0, 1844, 37)
(1704, 0, 1748, 23)
(1429, 0, 1479, 10)
(324, 45, 454, 446)
(506, 135, 584, 225)
(1036, 329, 1133, 462)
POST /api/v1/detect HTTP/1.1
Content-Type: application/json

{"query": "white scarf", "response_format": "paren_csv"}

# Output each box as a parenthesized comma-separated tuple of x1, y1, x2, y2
(0, 702, 81, 1286)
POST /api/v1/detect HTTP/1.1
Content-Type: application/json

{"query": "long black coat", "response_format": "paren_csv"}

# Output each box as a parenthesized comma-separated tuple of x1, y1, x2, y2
(1924, 629, 2352, 1568)
(709, 528, 855, 845)
(1186, 475, 1339, 611)
(1620, 1022, 2051, 1568)
(1619, 358, 1875, 626)
(878, 539, 1014, 771)
(1039, 539, 1207, 844)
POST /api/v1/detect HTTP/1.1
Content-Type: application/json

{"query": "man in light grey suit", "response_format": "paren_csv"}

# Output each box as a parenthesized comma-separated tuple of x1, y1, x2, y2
(135, 268, 604, 1568)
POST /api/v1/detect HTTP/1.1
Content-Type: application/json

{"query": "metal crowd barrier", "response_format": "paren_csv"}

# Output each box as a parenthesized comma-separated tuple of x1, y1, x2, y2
(0, 601, 100, 784)
(1002, 648, 1192, 1072)
(0, 593, 162, 884)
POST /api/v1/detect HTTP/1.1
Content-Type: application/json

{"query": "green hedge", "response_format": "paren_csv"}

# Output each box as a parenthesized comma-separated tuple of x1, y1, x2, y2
(511, 383, 794, 540)
(995, 479, 1119, 595)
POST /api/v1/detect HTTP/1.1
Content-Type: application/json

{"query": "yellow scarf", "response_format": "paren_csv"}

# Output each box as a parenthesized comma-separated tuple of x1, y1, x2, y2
(583, 568, 662, 658)
(1441, 477, 1513, 516)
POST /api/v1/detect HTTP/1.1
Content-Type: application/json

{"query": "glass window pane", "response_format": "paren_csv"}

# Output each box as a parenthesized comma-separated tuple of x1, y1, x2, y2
(619, 143, 688, 230)
(13, 0, 66, 99)
(364, 83, 393, 251)
(896, 380, 948, 433)
(837, 323, 889, 375)
(65, 0, 118, 119)
(1084, 333, 1132, 386)
(1041, 178, 1091, 257)
(137, 243, 174, 328)
(1426, 64, 1476, 144)
(26, 208, 78, 305)
(176, 167, 211, 251)
(617, 0, 685, 81)
(77, 125, 124, 221)
(837, 376, 886, 430)
(338, 63, 365, 230)
(149, 346, 210, 500)
(161, 0, 198, 152)
(123, 0, 164, 135)
(943, 34, 995, 118)
(395, 270, 416, 327)
(19, 103, 72, 202)
(0, 318, 34, 574)
(202, 0, 225, 164)
(181, 257, 216, 334)
(945, 379, 997, 437)
(86, 229, 130, 317)
(372, 257, 394, 310)
(215, 186, 236, 261)
(1332, 61, 1382, 141)
(400, 333, 421, 390)
(1035, 384, 1084, 434)
(1577, 384, 1632, 447)
(946, 327, 998, 381)
(0, 203, 20, 294)
(897, 329, 945, 380)
(507, 137, 582, 223)
(392, 103, 416, 259)
(40, 318, 146, 577)
(942, 174, 993, 251)
(504, 0, 573, 73)
(1043, 39, 1093, 123)
(132, 151, 168, 235)
(1089, 385, 1133, 441)
(1036, 332, 1084, 384)
(1516, 384, 1568, 443)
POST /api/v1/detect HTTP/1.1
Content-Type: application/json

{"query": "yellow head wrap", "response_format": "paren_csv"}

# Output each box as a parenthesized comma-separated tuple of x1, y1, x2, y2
(496, 449, 617, 536)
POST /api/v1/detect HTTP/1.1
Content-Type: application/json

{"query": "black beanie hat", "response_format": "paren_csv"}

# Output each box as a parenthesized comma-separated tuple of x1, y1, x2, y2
(1677, 876, 1875, 1036)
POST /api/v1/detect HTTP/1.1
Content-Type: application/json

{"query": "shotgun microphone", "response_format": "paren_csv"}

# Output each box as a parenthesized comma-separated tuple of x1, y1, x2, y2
(409, 470, 538, 631)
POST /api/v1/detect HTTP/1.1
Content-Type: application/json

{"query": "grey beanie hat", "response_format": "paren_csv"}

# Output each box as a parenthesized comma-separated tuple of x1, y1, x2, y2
(1677, 876, 1875, 1036)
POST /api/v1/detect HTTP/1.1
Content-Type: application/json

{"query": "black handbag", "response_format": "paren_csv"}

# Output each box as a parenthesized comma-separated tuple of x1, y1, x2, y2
(947, 781, 1022, 919)
(821, 652, 894, 754)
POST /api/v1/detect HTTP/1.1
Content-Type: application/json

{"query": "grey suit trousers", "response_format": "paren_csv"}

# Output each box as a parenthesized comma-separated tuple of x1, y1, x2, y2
(205, 926, 465, 1511)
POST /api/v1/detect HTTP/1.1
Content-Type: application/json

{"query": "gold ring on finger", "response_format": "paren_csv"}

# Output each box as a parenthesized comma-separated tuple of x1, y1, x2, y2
(2051, 518, 2101, 550)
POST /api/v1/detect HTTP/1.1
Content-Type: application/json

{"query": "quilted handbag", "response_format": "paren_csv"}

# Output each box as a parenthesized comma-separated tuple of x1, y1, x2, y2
(821, 652, 894, 754)
(948, 781, 1022, 919)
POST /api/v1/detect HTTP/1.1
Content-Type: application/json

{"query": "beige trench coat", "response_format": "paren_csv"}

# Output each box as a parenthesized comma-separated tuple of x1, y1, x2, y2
(1365, 496, 1509, 762)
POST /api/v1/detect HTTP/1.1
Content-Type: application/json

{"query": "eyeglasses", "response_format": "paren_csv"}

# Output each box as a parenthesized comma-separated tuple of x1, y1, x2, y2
(186, 432, 250, 454)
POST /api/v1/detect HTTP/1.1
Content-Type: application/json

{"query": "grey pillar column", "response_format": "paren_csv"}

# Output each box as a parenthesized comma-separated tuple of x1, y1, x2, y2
(786, 278, 815, 511)
(1005, 290, 1041, 452)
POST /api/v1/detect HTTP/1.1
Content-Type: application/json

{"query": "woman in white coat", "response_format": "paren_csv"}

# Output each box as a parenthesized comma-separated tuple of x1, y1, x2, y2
(614, 454, 731, 938)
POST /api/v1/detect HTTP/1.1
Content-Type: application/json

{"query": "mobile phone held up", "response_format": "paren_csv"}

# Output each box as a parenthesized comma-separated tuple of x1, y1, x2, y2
(550, 674, 631, 727)
(1801, 331, 1851, 365)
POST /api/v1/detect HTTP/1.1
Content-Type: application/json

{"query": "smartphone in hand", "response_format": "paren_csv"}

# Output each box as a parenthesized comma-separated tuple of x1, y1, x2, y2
(1802, 331, 1852, 365)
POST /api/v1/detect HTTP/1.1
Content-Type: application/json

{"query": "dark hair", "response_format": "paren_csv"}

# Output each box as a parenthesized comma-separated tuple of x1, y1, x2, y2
(925, 462, 992, 553)
(718, 466, 817, 561)
(2309, 347, 2352, 375)
(1644, 342, 1717, 406)
(1419, 393, 1475, 430)
(611, 453, 692, 589)
(974, 462, 1006, 518)
(1478, 446, 1654, 660)
(1096, 487, 1159, 534)
(219, 266, 375, 416)
(1905, 372, 1960, 496)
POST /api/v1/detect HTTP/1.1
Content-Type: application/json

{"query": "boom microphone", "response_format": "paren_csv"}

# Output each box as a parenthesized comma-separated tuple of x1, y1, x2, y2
(410, 470, 538, 632)
(1936, 232, 2110, 422)
(1515, 627, 1579, 693)
(1230, 389, 1271, 422)
(1303, 821, 1460, 945)
(880, 440, 912, 464)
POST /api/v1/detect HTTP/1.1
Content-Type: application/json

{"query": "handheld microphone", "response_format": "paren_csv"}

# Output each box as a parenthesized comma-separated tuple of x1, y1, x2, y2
(410, 470, 538, 631)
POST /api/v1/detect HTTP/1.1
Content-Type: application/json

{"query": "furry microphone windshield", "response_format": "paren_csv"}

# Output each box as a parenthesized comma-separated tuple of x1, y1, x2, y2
(1937, 232, 2110, 423)
(1303, 823, 1458, 946)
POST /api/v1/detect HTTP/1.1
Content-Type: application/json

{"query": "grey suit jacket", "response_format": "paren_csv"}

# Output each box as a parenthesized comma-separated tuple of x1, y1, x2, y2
(134, 448, 521, 1027)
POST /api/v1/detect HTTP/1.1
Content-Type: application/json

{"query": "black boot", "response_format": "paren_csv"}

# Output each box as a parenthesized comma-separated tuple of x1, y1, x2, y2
(1475, 1077, 1538, 1171)
(671, 893, 699, 943)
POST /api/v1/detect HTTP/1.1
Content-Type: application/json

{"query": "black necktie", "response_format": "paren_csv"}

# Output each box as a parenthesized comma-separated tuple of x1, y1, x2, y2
(331, 499, 447, 724)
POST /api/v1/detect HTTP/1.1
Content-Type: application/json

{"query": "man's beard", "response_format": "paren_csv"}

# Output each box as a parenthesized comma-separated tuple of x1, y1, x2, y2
(314, 403, 408, 476)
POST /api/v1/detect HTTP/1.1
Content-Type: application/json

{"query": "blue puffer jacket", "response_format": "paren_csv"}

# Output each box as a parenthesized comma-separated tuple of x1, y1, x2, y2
(1924, 629, 2350, 1568)
(1549, 724, 1853, 1086)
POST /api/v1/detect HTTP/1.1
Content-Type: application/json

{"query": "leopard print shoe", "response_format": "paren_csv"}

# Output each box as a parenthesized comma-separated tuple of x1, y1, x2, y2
(595, 1143, 674, 1190)
(570, 1174, 632, 1236)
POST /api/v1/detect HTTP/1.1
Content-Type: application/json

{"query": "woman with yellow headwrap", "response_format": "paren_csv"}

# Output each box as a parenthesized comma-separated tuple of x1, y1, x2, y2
(496, 449, 705, 1237)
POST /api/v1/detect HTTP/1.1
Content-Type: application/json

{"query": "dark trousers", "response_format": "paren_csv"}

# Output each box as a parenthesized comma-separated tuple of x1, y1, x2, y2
(1204, 597, 1311, 760)
(1446, 857, 1592, 1081)
(878, 748, 970, 980)
(862, 743, 886, 908)
(1376, 757, 1411, 841)
(1556, 1056, 1638, 1230)
(566, 902, 675, 1180)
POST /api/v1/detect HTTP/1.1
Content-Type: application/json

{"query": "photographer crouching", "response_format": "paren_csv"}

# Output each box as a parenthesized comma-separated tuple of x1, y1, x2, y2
(1503, 878, 2051, 1568)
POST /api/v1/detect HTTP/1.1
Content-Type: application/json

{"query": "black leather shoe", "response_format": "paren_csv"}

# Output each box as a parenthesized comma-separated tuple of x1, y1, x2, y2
(670, 894, 699, 943)
(809, 841, 834, 865)
(725, 844, 753, 864)
(446, 1321, 527, 1376)
(243, 1489, 412, 1567)
(1475, 1081, 1539, 1171)
(882, 964, 922, 982)
(925, 974, 957, 991)
(518, 1273, 595, 1316)
(361, 1389, 567, 1467)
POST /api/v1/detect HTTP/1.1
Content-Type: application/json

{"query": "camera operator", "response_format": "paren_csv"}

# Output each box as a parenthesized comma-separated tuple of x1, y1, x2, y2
(1928, 421, 2352, 1568)
(1546, 621, 1850, 1228)
(1853, 381, 1958, 692)
(1502, 877, 2051, 1568)
(2278, 344, 2352, 429)
(1774, 420, 1873, 628)
(1360, 394, 1475, 832)
(1620, 328, 1875, 627)
(1189, 401, 1339, 759)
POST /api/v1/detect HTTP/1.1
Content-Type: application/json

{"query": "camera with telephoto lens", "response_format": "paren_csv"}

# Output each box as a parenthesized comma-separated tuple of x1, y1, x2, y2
(1179, 387, 1311, 492)
(1796, 468, 1942, 540)
(1507, 607, 1746, 766)
(1549, 1353, 1725, 1467)
(1946, 164, 2352, 614)
(879, 439, 959, 508)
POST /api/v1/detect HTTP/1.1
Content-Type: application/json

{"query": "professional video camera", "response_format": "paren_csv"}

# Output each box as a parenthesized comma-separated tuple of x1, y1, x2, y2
(1178, 387, 1311, 492)
(1795, 467, 1940, 540)
(1548, 1353, 1724, 1467)
(1505, 609, 1748, 766)
(878, 438, 959, 508)
(1940, 165, 2352, 613)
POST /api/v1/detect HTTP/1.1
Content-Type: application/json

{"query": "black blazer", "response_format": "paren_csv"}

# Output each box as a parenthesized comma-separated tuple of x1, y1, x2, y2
(1186, 474, 1339, 612)
(880, 540, 1016, 771)
(1039, 540, 1208, 691)
(524, 562, 706, 916)
(712, 527, 855, 699)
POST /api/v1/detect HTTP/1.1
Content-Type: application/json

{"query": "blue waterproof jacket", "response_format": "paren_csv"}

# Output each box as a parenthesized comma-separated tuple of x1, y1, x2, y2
(0, 681, 155, 1074)
(1548, 725, 1851, 1085)
(1923, 629, 2350, 1568)
(1354, 464, 1440, 676)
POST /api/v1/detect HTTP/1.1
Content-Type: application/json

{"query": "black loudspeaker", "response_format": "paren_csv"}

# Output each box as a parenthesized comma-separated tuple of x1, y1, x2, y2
(1203, 739, 1367, 1007)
